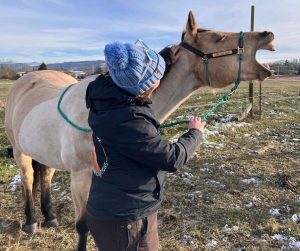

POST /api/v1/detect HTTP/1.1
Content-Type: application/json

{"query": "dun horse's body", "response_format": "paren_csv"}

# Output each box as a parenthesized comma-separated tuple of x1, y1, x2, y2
(5, 11, 274, 251)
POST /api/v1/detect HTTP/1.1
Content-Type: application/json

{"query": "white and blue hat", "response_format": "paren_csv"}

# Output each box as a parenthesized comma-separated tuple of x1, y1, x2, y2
(104, 42, 166, 95)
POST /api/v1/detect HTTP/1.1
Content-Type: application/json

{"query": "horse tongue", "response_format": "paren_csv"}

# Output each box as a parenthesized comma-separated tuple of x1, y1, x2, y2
(262, 63, 270, 70)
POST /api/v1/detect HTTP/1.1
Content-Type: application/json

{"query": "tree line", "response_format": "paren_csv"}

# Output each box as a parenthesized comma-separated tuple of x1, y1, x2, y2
(270, 59, 300, 75)
(1, 59, 299, 80)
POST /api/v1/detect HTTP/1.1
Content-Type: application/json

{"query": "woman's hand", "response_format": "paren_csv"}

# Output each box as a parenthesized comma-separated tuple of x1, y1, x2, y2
(188, 116, 206, 133)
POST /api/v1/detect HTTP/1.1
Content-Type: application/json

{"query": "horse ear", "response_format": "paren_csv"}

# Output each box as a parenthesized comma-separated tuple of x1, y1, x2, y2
(185, 11, 198, 38)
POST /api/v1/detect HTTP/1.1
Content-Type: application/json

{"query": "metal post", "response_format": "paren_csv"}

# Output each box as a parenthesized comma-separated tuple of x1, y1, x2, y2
(249, 5, 255, 117)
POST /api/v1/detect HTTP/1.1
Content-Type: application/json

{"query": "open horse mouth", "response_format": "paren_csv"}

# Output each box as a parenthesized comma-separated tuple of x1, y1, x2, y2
(256, 32, 275, 77)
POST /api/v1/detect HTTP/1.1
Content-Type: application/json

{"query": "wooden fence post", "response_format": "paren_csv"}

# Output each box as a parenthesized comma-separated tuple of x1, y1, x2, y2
(259, 81, 262, 119)
(249, 5, 255, 117)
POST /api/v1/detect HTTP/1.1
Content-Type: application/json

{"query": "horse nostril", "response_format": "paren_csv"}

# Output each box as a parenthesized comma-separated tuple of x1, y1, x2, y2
(259, 31, 269, 37)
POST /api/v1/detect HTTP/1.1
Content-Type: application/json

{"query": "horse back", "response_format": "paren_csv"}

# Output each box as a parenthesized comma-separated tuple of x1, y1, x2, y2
(5, 70, 77, 146)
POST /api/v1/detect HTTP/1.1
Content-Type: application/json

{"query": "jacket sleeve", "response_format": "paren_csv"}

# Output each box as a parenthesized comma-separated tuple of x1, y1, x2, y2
(107, 116, 204, 173)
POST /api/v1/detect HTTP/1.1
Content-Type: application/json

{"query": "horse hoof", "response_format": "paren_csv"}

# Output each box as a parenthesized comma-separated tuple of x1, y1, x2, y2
(23, 223, 38, 233)
(44, 218, 59, 228)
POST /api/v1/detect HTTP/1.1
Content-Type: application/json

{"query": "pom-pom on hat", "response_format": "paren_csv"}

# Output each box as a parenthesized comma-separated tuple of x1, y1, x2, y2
(104, 42, 166, 95)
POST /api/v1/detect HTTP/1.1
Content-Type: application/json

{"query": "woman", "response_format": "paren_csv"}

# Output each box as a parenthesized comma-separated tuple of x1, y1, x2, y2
(85, 41, 206, 251)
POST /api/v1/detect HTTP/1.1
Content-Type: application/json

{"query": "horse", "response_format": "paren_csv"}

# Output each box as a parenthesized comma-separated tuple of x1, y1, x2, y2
(5, 11, 274, 251)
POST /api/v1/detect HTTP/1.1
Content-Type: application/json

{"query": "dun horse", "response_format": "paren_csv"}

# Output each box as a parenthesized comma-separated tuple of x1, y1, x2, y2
(5, 11, 274, 251)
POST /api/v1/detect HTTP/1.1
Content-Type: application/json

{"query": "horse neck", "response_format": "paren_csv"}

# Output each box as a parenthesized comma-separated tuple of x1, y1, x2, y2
(151, 56, 200, 123)
(62, 76, 97, 128)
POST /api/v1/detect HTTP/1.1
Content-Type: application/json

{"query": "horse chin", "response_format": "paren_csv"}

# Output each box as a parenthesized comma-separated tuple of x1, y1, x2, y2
(257, 63, 272, 81)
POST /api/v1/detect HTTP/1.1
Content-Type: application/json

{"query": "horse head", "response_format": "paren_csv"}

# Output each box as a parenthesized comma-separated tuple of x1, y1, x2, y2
(180, 11, 275, 88)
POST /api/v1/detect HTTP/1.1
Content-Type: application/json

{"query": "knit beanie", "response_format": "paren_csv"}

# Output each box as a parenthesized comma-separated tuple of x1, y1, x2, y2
(104, 42, 166, 95)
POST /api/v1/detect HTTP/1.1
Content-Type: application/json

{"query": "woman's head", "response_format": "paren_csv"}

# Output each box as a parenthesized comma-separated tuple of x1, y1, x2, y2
(104, 42, 166, 96)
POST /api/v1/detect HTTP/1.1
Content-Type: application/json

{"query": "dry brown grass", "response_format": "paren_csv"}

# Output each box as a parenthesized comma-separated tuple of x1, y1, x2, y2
(0, 77, 299, 250)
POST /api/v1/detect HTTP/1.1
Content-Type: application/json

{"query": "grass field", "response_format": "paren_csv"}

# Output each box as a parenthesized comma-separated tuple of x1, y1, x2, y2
(0, 77, 299, 250)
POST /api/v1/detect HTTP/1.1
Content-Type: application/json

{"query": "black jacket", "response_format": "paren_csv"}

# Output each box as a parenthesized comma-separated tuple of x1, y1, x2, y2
(86, 74, 203, 220)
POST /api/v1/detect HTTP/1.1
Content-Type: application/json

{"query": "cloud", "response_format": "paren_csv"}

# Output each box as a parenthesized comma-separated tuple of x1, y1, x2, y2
(0, 0, 299, 62)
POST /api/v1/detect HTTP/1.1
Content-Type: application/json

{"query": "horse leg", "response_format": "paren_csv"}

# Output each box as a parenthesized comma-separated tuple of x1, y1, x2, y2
(71, 169, 92, 251)
(14, 149, 38, 233)
(32, 160, 40, 200)
(40, 164, 59, 228)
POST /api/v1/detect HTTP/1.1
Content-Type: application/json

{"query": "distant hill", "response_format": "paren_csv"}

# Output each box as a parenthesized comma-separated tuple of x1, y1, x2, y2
(0, 60, 106, 73)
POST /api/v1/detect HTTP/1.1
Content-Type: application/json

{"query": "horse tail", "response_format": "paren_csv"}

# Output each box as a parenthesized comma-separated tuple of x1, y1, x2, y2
(32, 159, 40, 200)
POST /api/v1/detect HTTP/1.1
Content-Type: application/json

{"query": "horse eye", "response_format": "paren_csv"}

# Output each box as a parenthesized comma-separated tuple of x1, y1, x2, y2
(216, 35, 226, 42)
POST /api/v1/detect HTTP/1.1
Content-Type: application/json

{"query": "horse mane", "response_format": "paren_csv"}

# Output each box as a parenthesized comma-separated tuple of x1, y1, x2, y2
(181, 28, 211, 41)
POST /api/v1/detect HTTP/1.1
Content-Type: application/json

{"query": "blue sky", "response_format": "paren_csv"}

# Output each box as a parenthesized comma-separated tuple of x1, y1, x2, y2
(0, 0, 299, 63)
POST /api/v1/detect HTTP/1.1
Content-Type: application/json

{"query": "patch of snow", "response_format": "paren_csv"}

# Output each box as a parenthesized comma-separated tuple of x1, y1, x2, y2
(182, 178, 190, 183)
(241, 178, 262, 185)
(224, 169, 234, 175)
(206, 239, 218, 248)
(205, 179, 225, 188)
(295, 196, 300, 204)
(170, 137, 178, 143)
(205, 129, 219, 136)
(218, 122, 250, 130)
(8, 174, 21, 192)
(220, 114, 237, 123)
(269, 208, 281, 216)
(272, 234, 300, 249)
(272, 234, 288, 241)
(245, 202, 254, 209)
(182, 172, 194, 179)
(204, 141, 225, 149)
(51, 182, 60, 191)
(182, 234, 198, 249)
(167, 173, 176, 177)
(222, 237, 229, 243)
(252, 195, 262, 202)
(228, 204, 241, 209)
(289, 241, 300, 249)
(191, 152, 201, 159)
(282, 204, 291, 213)
(182, 234, 193, 243)
(291, 214, 300, 223)
(222, 224, 239, 232)
(187, 191, 202, 199)
(59, 191, 72, 202)
(199, 167, 210, 172)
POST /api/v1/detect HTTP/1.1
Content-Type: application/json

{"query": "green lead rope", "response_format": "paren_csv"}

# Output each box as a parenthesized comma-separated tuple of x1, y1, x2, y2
(57, 33, 244, 131)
